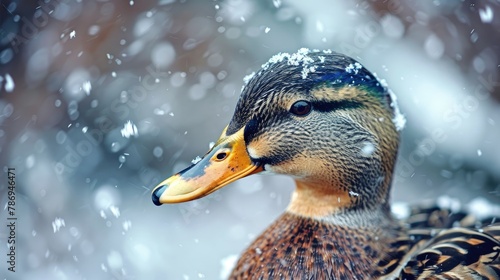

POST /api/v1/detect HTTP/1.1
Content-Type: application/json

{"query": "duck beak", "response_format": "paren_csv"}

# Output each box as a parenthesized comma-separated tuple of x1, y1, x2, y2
(152, 126, 263, 205)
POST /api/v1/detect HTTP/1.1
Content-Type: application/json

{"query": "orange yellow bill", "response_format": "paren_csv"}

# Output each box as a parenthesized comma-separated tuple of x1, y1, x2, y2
(152, 126, 263, 205)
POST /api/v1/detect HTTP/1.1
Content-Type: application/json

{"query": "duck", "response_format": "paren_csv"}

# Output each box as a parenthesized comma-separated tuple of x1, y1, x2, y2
(152, 48, 500, 279)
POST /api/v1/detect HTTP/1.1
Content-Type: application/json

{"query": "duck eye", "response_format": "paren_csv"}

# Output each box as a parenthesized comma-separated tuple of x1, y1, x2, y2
(290, 100, 312, 116)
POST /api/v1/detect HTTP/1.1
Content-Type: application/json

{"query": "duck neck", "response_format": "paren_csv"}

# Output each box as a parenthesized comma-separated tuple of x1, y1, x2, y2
(287, 178, 393, 227)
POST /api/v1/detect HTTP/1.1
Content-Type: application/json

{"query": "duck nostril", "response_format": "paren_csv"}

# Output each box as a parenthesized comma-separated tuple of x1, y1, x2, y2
(216, 152, 228, 161)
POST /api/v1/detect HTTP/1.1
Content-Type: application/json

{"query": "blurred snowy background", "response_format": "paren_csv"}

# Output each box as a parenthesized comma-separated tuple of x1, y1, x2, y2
(0, 0, 499, 279)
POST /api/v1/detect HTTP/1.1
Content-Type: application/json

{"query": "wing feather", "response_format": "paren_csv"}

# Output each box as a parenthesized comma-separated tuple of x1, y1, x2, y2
(378, 204, 500, 280)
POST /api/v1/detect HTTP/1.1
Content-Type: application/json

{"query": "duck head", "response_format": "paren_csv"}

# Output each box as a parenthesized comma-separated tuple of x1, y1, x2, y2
(152, 49, 404, 219)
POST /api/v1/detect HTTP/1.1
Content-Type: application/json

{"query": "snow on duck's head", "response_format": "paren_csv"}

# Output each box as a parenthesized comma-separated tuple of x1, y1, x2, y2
(230, 48, 405, 133)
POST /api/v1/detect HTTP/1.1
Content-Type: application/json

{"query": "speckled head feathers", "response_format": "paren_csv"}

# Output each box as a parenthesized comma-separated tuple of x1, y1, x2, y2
(228, 48, 405, 135)
(219, 49, 407, 215)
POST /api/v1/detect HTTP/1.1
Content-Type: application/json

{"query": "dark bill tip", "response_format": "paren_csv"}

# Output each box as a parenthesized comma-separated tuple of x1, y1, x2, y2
(152, 185, 167, 206)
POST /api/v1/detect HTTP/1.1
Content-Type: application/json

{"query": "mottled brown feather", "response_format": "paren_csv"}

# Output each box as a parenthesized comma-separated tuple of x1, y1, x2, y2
(230, 212, 401, 279)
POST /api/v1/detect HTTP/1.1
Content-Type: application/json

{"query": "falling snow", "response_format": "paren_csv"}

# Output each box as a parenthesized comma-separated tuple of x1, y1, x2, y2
(191, 156, 202, 164)
(391, 202, 411, 219)
(52, 218, 66, 233)
(109, 205, 121, 218)
(479, 6, 493, 23)
(348, 190, 359, 197)
(100, 210, 107, 219)
(120, 120, 138, 138)
(316, 21, 325, 33)
(122, 220, 132, 231)
(3, 74, 15, 92)
(361, 142, 375, 156)
(82, 81, 91, 95)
